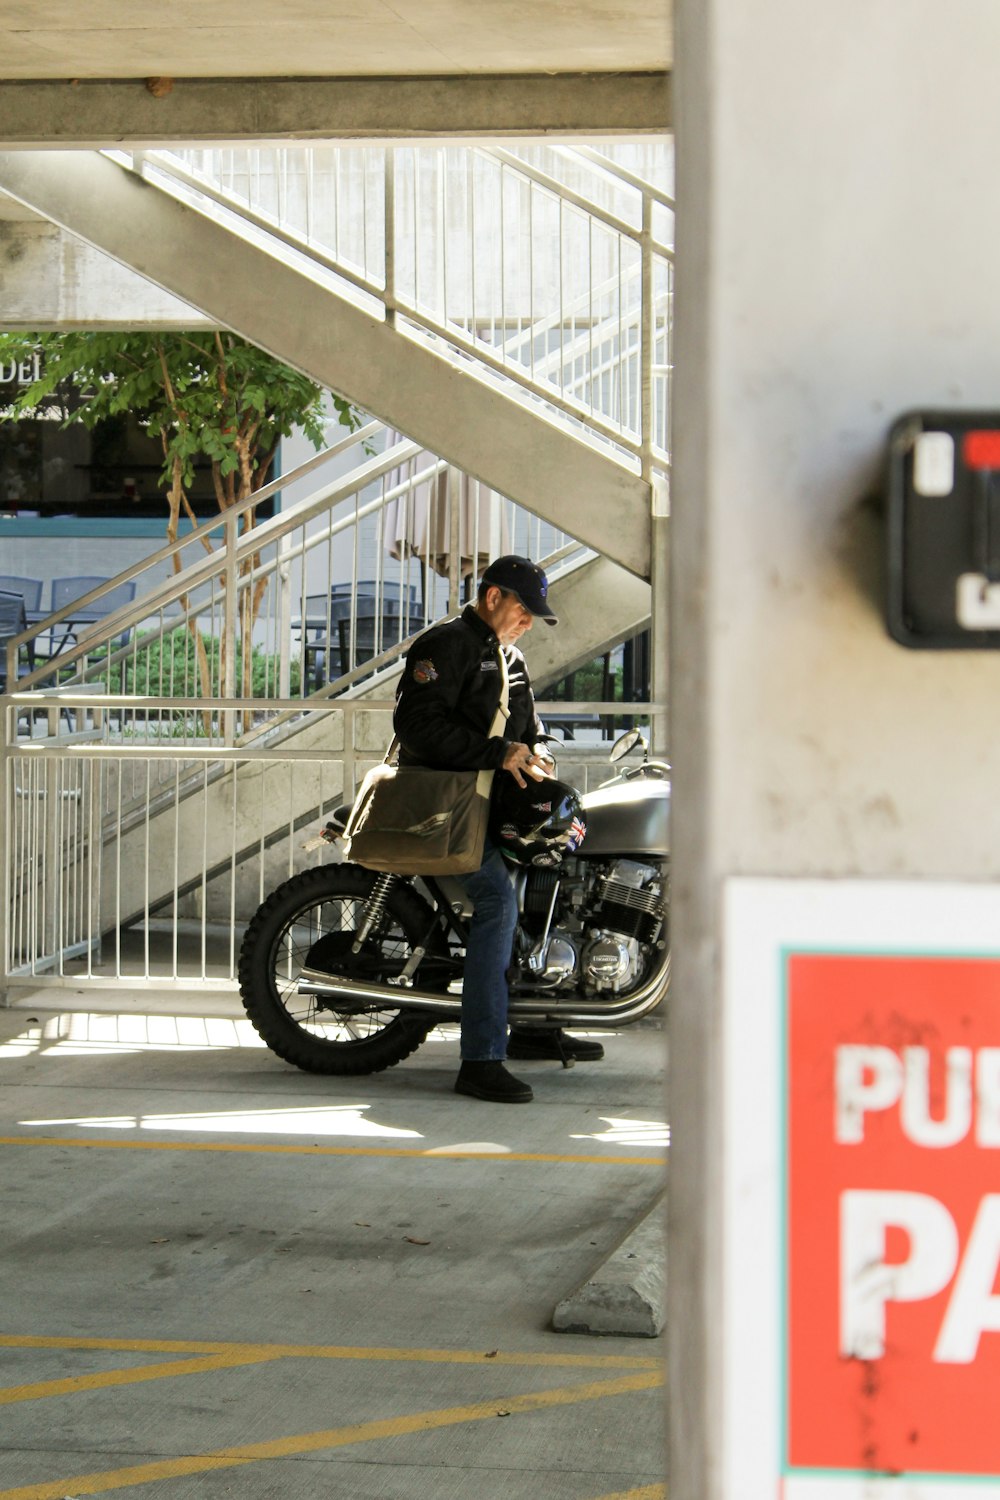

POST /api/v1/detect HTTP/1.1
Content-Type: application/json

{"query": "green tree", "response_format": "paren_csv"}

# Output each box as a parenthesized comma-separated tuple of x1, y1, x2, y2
(0, 330, 359, 697)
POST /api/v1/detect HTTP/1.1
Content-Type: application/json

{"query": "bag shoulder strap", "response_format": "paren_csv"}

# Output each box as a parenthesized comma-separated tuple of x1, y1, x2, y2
(489, 647, 510, 736)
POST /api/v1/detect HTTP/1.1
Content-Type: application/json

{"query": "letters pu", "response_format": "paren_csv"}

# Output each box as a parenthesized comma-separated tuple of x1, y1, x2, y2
(835, 1044, 1000, 1365)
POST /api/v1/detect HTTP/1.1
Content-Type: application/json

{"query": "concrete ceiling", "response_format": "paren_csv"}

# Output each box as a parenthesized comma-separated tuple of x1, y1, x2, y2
(0, 2, 671, 80)
(0, 5, 669, 220)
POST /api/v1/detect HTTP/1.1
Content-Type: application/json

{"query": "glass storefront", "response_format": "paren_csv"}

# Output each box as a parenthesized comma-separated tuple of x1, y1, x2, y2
(0, 360, 276, 527)
(0, 404, 234, 523)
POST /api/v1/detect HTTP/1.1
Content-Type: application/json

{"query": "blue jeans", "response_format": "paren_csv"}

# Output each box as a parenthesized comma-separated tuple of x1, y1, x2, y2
(454, 835, 519, 1060)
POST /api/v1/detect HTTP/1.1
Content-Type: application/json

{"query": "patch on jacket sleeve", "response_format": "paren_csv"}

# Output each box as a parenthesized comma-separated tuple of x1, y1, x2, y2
(412, 658, 439, 684)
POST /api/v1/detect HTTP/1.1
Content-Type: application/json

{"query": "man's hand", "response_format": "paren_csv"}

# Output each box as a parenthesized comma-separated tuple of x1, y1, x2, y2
(532, 743, 556, 774)
(502, 741, 551, 788)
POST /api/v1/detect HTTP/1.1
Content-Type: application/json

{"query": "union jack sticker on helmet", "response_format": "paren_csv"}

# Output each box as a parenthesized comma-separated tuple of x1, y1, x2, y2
(566, 815, 587, 852)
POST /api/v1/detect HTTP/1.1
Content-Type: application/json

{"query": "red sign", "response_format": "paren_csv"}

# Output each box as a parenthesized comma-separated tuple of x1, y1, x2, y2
(787, 952, 1000, 1477)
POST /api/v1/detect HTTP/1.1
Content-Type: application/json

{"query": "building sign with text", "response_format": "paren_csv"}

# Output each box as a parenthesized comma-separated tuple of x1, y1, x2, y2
(724, 881, 1000, 1498)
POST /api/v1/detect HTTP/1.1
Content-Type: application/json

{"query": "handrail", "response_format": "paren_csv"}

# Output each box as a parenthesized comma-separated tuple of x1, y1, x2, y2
(10, 428, 594, 735)
(125, 151, 385, 304)
(547, 142, 675, 212)
(40, 453, 453, 698)
(116, 141, 672, 472)
(6, 141, 663, 726)
(131, 149, 669, 462)
(12, 434, 425, 690)
(10, 419, 384, 662)
(484, 145, 673, 256)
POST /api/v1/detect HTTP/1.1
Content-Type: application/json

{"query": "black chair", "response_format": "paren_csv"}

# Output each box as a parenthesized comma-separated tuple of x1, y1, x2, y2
(0, 589, 30, 691)
(336, 612, 397, 678)
(0, 575, 43, 613)
(330, 579, 419, 615)
(48, 576, 138, 656)
(51, 575, 138, 622)
(620, 629, 651, 730)
(299, 584, 419, 690)
(292, 594, 335, 692)
(31, 578, 138, 701)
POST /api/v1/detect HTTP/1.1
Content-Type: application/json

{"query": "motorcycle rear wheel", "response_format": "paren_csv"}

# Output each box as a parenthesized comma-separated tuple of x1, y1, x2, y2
(238, 864, 439, 1075)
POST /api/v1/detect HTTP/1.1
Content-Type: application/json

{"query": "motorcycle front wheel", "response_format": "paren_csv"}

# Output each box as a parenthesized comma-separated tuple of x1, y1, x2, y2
(238, 864, 439, 1075)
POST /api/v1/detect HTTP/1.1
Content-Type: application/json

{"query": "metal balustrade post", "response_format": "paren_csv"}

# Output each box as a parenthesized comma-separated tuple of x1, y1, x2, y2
(651, 475, 670, 758)
(384, 149, 396, 328)
(640, 193, 655, 484)
(223, 509, 238, 740)
(448, 467, 462, 615)
(277, 531, 293, 699)
(0, 704, 9, 1003)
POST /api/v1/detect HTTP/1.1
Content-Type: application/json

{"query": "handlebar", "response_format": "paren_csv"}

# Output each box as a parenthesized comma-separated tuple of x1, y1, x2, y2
(622, 761, 671, 781)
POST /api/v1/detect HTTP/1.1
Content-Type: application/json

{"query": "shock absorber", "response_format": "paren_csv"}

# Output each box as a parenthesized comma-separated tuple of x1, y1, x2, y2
(351, 872, 398, 954)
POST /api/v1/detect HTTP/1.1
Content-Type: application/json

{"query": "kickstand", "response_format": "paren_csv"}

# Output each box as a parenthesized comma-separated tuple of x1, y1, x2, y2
(555, 1037, 576, 1070)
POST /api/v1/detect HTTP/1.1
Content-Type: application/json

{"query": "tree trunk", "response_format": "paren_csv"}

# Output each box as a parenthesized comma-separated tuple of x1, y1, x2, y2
(165, 455, 212, 728)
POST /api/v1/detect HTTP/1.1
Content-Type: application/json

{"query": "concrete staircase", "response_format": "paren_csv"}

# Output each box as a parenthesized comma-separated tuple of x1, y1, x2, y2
(0, 149, 652, 581)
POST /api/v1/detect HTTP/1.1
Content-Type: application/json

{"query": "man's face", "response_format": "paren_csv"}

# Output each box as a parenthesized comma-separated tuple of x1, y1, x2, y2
(481, 586, 534, 646)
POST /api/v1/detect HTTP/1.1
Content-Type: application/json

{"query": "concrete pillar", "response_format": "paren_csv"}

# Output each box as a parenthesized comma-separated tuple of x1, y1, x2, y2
(670, 2, 1000, 1495)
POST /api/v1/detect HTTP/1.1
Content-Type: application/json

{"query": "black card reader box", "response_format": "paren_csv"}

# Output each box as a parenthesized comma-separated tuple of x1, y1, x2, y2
(888, 410, 1000, 648)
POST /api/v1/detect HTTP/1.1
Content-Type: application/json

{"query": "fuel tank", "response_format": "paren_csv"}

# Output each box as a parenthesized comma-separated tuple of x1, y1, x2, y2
(579, 777, 670, 858)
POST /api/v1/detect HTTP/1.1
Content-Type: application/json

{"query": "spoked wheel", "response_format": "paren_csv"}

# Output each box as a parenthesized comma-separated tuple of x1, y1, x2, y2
(238, 864, 440, 1075)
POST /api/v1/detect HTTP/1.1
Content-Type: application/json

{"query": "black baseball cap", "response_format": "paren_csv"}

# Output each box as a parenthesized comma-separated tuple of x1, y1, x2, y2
(481, 555, 557, 625)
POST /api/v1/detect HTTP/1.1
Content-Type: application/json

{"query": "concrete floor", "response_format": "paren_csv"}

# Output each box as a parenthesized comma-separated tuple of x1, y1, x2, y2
(0, 998, 667, 1499)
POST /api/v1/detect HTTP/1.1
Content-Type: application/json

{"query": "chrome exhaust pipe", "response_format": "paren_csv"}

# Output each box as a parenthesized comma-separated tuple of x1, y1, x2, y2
(296, 949, 669, 1028)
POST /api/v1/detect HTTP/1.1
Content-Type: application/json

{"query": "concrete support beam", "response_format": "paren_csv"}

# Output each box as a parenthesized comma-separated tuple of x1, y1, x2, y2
(0, 74, 671, 148)
(0, 149, 651, 578)
(670, 1, 1000, 1495)
(0, 220, 210, 328)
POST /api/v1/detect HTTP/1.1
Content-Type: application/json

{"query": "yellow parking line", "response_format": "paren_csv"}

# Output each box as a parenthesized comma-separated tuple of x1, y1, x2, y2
(0, 1369, 663, 1500)
(0, 1333, 660, 1372)
(593, 1488, 666, 1500)
(0, 1350, 286, 1406)
(0, 1134, 662, 1166)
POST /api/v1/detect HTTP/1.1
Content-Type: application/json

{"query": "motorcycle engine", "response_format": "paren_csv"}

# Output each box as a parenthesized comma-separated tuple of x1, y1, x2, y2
(517, 858, 667, 995)
(580, 859, 666, 993)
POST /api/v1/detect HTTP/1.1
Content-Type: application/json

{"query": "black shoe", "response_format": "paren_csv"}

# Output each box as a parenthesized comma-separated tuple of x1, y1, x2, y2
(455, 1060, 534, 1103)
(506, 1027, 606, 1063)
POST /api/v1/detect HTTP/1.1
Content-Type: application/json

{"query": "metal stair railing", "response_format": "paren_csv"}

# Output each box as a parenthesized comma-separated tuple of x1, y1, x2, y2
(2, 530, 608, 966)
(113, 143, 673, 482)
(8, 418, 392, 697)
(1, 692, 663, 994)
(7, 426, 590, 757)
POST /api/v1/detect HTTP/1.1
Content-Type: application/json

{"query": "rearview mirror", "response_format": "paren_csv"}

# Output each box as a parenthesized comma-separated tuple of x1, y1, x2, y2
(610, 728, 647, 763)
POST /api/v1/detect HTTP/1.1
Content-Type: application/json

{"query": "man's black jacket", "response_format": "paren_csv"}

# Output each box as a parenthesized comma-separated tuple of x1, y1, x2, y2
(393, 605, 544, 770)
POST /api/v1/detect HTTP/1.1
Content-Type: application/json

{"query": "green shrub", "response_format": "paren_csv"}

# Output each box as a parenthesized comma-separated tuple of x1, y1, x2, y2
(90, 627, 301, 698)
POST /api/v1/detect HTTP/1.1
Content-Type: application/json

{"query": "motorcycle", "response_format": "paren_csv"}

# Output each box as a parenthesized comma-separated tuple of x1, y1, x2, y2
(237, 729, 670, 1075)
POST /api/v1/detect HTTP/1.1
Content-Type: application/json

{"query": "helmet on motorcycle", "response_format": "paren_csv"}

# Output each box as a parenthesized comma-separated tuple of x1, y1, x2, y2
(489, 773, 587, 868)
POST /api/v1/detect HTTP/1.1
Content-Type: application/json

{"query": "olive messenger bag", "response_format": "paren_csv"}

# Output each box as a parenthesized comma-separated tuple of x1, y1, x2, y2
(343, 650, 510, 877)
